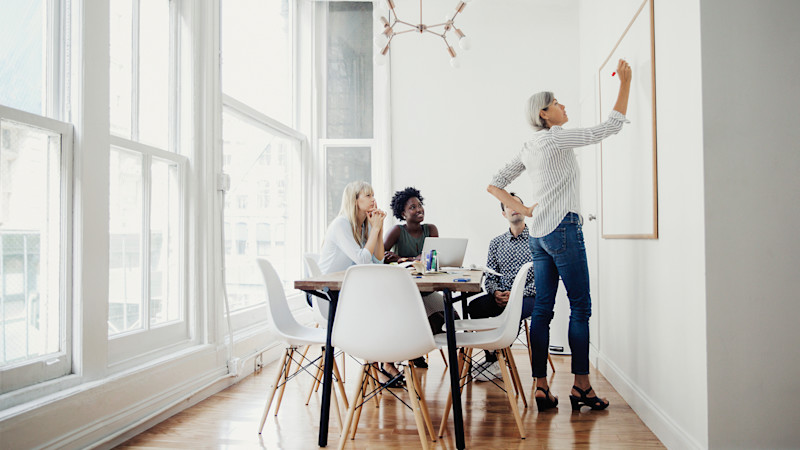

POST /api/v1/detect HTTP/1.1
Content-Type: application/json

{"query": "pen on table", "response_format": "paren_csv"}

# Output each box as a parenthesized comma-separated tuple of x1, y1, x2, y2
(453, 278, 471, 282)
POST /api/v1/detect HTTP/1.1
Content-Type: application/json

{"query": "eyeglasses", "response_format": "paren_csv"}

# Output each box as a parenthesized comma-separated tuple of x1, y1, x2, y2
(542, 99, 559, 111)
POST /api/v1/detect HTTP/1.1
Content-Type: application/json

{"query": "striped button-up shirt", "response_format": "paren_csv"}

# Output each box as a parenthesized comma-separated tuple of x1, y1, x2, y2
(490, 110, 629, 237)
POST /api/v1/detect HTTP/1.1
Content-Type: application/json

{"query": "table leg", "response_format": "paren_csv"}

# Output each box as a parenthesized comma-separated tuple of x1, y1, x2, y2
(318, 290, 339, 447)
(443, 288, 466, 449)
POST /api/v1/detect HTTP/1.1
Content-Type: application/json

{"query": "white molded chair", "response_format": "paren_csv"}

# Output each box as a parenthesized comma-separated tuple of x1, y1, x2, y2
(333, 265, 438, 450)
(459, 286, 556, 374)
(256, 258, 348, 434)
(436, 262, 534, 439)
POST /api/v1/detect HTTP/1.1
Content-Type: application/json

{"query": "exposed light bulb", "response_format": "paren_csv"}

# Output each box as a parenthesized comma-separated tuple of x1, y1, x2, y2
(459, 35, 472, 51)
(450, 57, 461, 69)
(374, 32, 389, 49)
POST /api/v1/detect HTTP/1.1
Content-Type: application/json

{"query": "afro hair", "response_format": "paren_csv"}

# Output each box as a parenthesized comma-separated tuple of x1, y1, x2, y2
(390, 186, 424, 220)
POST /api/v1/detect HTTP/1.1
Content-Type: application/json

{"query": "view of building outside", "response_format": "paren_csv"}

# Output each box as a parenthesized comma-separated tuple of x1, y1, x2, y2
(323, 2, 374, 226)
(0, 119, 62, 365)
(222, 110, 299, 311)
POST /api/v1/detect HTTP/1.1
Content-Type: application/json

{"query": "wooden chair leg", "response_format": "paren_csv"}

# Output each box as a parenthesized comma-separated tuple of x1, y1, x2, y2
(338, 364, 368, 450)
(331, 378, 343, 430)
(273, 348, 295, 415)
(258, 349, 289, 433)
(341, 351, 346, 381)
(504, 348, 528, 408)
(437, 347, 467, 437)
(350, 369, 370, 440)
(524, 319, 534, 367)
(369, 364, 381, 406)
(409, 365, 436, 442)
(406, 364, 431, 450)
(496, 350, 526, 439)
(306, 351, 324, 405)
(548, 353, 556, 373)
(332, 357, 349, 409)
(439, 349, 448, 367)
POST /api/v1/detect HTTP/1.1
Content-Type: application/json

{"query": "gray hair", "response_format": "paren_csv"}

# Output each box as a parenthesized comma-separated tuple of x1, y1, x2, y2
(526, 91, 554, 131)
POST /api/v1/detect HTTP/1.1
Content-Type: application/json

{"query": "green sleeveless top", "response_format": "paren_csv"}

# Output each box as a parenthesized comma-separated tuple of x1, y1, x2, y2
(393, 224, 431, 258)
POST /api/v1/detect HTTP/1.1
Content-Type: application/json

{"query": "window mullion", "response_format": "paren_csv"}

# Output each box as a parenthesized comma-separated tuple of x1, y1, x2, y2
(131, 0, 141, 141)
(168, 0, 178, 154)
(142, 152, 152, 330)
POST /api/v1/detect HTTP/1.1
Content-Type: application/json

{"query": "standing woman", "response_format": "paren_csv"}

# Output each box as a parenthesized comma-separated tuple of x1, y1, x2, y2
(317, 181, 404, 385)
(487, 59, 632, 411)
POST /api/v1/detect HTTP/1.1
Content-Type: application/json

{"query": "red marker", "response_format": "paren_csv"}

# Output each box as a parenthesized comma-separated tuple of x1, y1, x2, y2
(612, 71, 616, 76)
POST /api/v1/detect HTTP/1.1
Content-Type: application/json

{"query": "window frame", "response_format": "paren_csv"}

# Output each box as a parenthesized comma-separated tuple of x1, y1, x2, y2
(107, 0, 191, 365)
(0, 104, 74, 394)
(220, 96, 307, 331)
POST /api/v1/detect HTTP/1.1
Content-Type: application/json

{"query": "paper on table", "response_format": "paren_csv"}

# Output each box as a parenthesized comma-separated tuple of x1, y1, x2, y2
(468, 264, 502, 277)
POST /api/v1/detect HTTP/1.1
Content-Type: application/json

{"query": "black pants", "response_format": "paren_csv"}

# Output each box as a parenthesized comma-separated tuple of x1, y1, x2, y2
(467, 294, 504, 362)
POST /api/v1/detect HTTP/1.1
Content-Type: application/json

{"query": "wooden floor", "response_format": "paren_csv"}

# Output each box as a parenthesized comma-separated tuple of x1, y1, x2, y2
(117, 346, 664, 449)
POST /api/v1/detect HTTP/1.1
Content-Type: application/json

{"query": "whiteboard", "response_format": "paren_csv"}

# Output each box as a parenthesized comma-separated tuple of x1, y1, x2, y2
(598, 0, 658, 239)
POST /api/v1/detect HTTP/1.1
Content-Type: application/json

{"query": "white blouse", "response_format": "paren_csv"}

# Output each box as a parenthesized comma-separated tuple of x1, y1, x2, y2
(490, 110, 629, 237)
(317, 216, 382, 275)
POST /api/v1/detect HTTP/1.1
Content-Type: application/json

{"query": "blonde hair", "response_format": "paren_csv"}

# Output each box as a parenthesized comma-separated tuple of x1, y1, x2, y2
(526, 91, 554, 131)
(338, 181, 374, 245)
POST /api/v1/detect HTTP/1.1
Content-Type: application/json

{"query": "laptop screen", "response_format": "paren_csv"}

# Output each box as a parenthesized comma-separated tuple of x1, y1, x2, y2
(420, 238, 468, 268)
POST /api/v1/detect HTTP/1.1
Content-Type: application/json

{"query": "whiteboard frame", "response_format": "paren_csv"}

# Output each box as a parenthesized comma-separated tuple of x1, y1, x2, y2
(598, 0, 658, 239)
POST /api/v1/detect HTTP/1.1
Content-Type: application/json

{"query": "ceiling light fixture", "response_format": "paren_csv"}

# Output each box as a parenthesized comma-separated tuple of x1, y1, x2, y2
(375, 0, 473, 68)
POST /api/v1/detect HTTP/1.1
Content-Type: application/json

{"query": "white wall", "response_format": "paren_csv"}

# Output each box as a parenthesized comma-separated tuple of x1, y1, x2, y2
(577, 0, 708, 448)
(700, 1, 800, 448)
(388, 0, 580, 267)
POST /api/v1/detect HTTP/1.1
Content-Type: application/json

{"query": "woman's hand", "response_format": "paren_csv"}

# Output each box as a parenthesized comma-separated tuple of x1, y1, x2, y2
(613, 59, 632, 115)
(384, 251, 401, 263)
(525, 203, 539, 217)
(367, 208, 386, 229)
(616, 59, 632, 85)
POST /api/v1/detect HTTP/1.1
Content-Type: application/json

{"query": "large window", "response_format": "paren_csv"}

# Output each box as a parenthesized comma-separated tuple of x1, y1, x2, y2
(221, 108, 301, 314)
(108, 0, 187, 360)
(220, 0, 303, 329)
(319, 2, 375, 226)
(0, 106, 72, 394)
(0, 0, 71, 394)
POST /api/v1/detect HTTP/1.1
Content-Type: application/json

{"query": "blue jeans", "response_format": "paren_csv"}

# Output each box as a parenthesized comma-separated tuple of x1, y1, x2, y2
(529, 212, 591, 377)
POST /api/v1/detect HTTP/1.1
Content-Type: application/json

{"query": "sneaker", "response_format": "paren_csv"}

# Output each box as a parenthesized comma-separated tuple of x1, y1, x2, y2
(411, 356, 428, 369)
(471, 361, 500, 382)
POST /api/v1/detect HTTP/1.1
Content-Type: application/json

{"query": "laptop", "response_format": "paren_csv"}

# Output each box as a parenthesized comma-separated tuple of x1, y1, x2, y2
(420, 237, 468, 268)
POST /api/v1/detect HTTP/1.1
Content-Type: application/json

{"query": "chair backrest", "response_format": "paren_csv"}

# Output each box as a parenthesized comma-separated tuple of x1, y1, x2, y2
(303, 253, 322, 277)
(482, 262, 534, 349)
(332, 265, 437, 363)
(256, 258, 306, 341)
(303, 252, 330, 325)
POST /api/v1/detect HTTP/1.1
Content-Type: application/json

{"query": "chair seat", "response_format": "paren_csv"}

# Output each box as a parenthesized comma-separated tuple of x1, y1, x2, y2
(278, 325, 328, 348)
(454, 317, 502, 331)
(434, 330, 507, 352)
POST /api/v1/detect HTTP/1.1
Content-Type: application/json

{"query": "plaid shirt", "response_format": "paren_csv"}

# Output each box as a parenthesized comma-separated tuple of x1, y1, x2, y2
(484, 225, 535, 297)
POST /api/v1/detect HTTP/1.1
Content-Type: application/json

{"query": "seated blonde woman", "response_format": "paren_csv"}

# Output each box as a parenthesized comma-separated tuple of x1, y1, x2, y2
(318, 181, 404, 387)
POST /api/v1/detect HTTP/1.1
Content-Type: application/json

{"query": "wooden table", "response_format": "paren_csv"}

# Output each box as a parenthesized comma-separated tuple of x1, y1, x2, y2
(295, 269, 483, 449)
